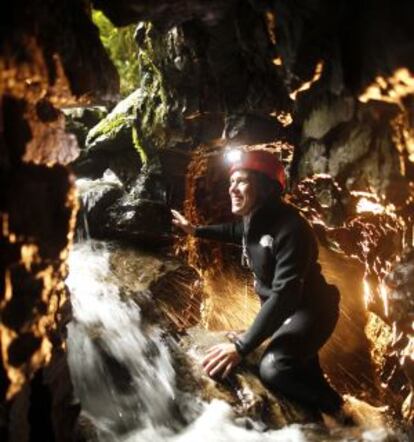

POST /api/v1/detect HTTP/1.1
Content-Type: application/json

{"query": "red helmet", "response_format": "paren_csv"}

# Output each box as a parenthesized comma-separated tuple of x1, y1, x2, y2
(227, 150, 286, 190)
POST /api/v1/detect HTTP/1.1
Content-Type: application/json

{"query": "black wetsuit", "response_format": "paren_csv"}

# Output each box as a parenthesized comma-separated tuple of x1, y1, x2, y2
(195, 196, 342, 413)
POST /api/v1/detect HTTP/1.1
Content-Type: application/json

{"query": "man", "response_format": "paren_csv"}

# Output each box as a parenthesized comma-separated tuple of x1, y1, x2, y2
(171, 149, 343, 416)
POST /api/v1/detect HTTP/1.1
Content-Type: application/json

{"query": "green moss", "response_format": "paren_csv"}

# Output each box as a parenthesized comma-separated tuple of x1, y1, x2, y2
(85, 89, 144, 153)
(86, 113, 131, 149)
(92, 10, 140, 97)
(97, 113, 129, 136)
(136, 41, 170, 149)
(89, 21, 185, 156)
(131, 125, 149, 165)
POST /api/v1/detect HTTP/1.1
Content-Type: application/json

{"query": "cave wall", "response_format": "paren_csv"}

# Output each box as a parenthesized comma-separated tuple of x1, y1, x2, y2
(0, 0, 119, 439)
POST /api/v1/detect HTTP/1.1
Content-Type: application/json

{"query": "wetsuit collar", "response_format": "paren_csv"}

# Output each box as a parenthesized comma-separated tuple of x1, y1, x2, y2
(244, 195, 283, 237)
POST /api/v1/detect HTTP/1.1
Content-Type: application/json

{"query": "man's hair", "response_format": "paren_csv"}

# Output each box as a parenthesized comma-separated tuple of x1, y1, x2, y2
(251, 170, 283, 201)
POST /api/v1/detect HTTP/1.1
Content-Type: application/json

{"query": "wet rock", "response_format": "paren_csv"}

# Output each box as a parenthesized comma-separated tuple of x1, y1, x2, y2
(73, 148, 142, 187)
(102, 198, 171, 245)
(77, 172, 124, 237)
(176, 327, 317, 428)
(75, 162, 171, 245)
(125, 7, 290, 172)
(64, 107, 108, 149)
(73, 97, 171, 244)
(85, 90, 142, 155)
(98, 241, 202, 329)
(72, 92, 145, 188)
(385, 248, 414, 333)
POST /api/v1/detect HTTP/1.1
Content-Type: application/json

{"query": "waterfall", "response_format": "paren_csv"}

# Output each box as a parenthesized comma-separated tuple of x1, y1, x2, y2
(74, 170, 123, 242)
(66, 241, 186, 440)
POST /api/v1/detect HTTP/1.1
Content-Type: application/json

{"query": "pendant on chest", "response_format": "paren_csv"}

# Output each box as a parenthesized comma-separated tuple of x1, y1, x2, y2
(244, 234, 275, 283)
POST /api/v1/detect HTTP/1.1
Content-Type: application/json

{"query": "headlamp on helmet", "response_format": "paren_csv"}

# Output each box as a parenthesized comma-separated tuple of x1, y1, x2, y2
(224, 148, 286, 191)
(224, 148, 243, 165)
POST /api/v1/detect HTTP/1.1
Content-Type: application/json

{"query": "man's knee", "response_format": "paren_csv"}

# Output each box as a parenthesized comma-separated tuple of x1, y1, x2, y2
(259, 352, 286, 387)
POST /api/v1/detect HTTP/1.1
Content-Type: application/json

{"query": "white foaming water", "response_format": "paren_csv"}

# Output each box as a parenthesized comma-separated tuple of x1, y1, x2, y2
(123, 399, 404, 442)
(66, 241, 178, 439)
(75, 169, 123, 197)
(123, 400, 309, 442)
(66, 241, 406, 442)
(75, 170, 123, 242)
(75, 169, 123, 218)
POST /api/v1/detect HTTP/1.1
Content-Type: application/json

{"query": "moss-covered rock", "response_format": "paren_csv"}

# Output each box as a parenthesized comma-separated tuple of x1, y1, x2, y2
(85, 89, 143, 154)
(83, 21, 188, 162)
(133, 23, 189, 154)
(74, 91, 146, 186)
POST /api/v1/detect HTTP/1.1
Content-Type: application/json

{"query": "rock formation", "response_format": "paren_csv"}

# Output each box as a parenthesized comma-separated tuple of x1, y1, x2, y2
(0, 0, 118, 439)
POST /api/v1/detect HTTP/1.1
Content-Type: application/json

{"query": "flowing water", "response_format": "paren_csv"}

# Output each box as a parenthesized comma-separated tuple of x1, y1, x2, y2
(66, 241, 410, 442)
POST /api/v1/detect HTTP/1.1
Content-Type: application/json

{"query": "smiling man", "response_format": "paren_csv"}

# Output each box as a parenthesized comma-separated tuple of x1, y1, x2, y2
(171, 149, 344, 419)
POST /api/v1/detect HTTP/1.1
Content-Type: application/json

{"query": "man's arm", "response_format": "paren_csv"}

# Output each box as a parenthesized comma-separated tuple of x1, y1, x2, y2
(171, 209, 243, 244)
(195, 222, 243, 244)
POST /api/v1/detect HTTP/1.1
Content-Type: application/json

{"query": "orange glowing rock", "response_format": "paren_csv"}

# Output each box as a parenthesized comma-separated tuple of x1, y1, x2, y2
(289, 61, 324, 101)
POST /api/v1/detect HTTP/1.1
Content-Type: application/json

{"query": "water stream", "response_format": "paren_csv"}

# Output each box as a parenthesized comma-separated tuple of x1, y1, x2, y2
(65, 240, 410, 442)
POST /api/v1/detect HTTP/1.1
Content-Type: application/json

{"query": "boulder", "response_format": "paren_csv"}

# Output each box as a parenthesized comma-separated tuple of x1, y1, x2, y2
(176, 327, 317, 428)
(76, 164, 171, 245)
(71, 91, 146, 187)
(101, 164, 171, 245)
(85, 90, 142, 155)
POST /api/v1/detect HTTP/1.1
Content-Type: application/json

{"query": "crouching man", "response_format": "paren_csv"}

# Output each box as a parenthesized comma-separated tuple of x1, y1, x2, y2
(172, 149, 343, 417)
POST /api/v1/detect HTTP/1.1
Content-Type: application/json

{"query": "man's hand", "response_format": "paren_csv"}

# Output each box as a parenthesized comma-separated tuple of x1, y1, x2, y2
(201, 342, 241, 379)
(171, 209, 195, 235)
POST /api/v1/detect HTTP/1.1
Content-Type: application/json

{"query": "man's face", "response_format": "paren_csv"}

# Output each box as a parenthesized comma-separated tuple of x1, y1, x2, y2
(229, 170, 259, 216)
